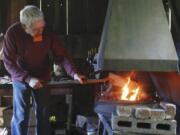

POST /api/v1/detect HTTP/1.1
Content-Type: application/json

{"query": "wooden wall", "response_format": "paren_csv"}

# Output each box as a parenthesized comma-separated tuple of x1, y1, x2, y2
(68, 0, 108, 34)
(42, 0, 66, 34)
(43, 0, 108, 35)
(5, 0, 28, 29)
(0, 0, 39, 32)
(0, 0, 108, 35)
(0, 0, 7, 33)
(0, 0, 108, 60)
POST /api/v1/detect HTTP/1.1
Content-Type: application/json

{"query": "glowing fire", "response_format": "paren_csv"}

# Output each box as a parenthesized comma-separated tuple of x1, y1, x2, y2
(104, 72, 150, 102)
(121, 77, 140, 101)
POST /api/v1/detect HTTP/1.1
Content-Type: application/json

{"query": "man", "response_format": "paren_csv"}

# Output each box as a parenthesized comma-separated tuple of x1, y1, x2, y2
(3, 5, 85, 135)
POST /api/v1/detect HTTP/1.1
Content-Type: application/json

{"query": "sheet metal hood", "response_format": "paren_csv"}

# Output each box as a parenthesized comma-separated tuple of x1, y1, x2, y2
(96, 0, 179, 72)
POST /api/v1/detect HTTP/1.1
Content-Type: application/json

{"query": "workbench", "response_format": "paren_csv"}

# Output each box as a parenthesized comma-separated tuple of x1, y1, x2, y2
(0, 78, 106, 132)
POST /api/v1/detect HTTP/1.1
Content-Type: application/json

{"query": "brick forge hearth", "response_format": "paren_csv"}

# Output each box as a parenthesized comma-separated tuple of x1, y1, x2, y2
(112, 102, 176, 135)
(94, 72, 177, 135)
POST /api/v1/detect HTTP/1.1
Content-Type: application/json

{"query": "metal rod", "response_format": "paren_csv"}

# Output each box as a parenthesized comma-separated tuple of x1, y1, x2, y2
(39, 0, 42, 11)
(46, 79, 108, 88)
(168, 7, 171, 31)
(66, 0, 69, 35)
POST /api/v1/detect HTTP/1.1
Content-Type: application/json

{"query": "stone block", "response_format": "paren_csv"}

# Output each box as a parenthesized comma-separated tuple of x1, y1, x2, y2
(116, 105, 133, 118)
(135, 107, 151, 119)
(160, 102, 176, 120)
(150, 109, 165, 121)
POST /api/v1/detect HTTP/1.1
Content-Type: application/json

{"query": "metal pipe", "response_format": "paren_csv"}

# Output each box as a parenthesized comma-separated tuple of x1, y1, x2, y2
(66, 0, 69, 35)
(39, 0, 42, 11)
(168, 7, 172, 30)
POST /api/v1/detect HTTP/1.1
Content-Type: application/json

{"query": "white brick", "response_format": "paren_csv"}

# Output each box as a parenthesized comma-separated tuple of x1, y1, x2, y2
(150, 109, 165, 121)
(135, 107, 151, 119)
(160, 102, 176, 120)
(116, 105, 134, 118)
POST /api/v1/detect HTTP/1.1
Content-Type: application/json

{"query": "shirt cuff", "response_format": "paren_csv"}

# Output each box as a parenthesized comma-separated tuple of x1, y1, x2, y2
(24, 75, 31, 83)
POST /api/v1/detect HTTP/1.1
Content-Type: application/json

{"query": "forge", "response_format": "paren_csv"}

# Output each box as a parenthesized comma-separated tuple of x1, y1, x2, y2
(92, 0, 179, 134)
(94, 72, 177, 135)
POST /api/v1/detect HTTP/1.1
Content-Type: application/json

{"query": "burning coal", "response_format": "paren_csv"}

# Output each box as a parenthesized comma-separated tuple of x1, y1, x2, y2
(100, 72, 152, 102)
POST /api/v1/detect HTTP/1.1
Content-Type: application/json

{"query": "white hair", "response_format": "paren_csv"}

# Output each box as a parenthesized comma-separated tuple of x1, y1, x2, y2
(20, 5, 44, 28)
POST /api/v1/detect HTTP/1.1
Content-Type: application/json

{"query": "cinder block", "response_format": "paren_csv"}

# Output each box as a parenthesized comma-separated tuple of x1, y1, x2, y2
(0, 127, 8, 135)
(3, 107, 12, 128)
(87, 132, 98, 135)
(54, 129, 66, 135)
(0, 107, 6, 117)
(112, 114, 176, 135)
(135, 107, 151, 119)
(28, 108, 36, 126)
(150, 109, 165, 121)
(3, 107, 36, 128)
(0, 107, 10, 127)
(76, 115, 87, 128)
(28, 126, 36, 135)
(0, 117, 4, 126)
(104, 102, 177, 135)
(160, 102, 176, 120)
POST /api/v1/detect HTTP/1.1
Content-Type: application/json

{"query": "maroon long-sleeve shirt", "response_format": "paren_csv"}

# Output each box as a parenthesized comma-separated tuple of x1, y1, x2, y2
(3, 22, 77, 83)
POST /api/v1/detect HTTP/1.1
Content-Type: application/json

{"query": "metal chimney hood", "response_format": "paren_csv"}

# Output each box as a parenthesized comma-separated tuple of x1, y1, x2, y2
(97, 0, 179, 72)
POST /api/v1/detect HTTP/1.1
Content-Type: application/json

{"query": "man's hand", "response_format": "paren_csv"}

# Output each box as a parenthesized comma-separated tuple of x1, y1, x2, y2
(29, 77, 43, 89)
(73, 74, 86, 84)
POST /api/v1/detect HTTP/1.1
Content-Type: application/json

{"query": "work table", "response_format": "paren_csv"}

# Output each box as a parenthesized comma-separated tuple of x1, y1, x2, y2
(0, 78, 107, 96)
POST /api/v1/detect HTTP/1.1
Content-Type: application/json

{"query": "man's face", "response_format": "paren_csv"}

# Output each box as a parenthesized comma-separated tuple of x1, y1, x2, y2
(25, 19, 45, 37)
